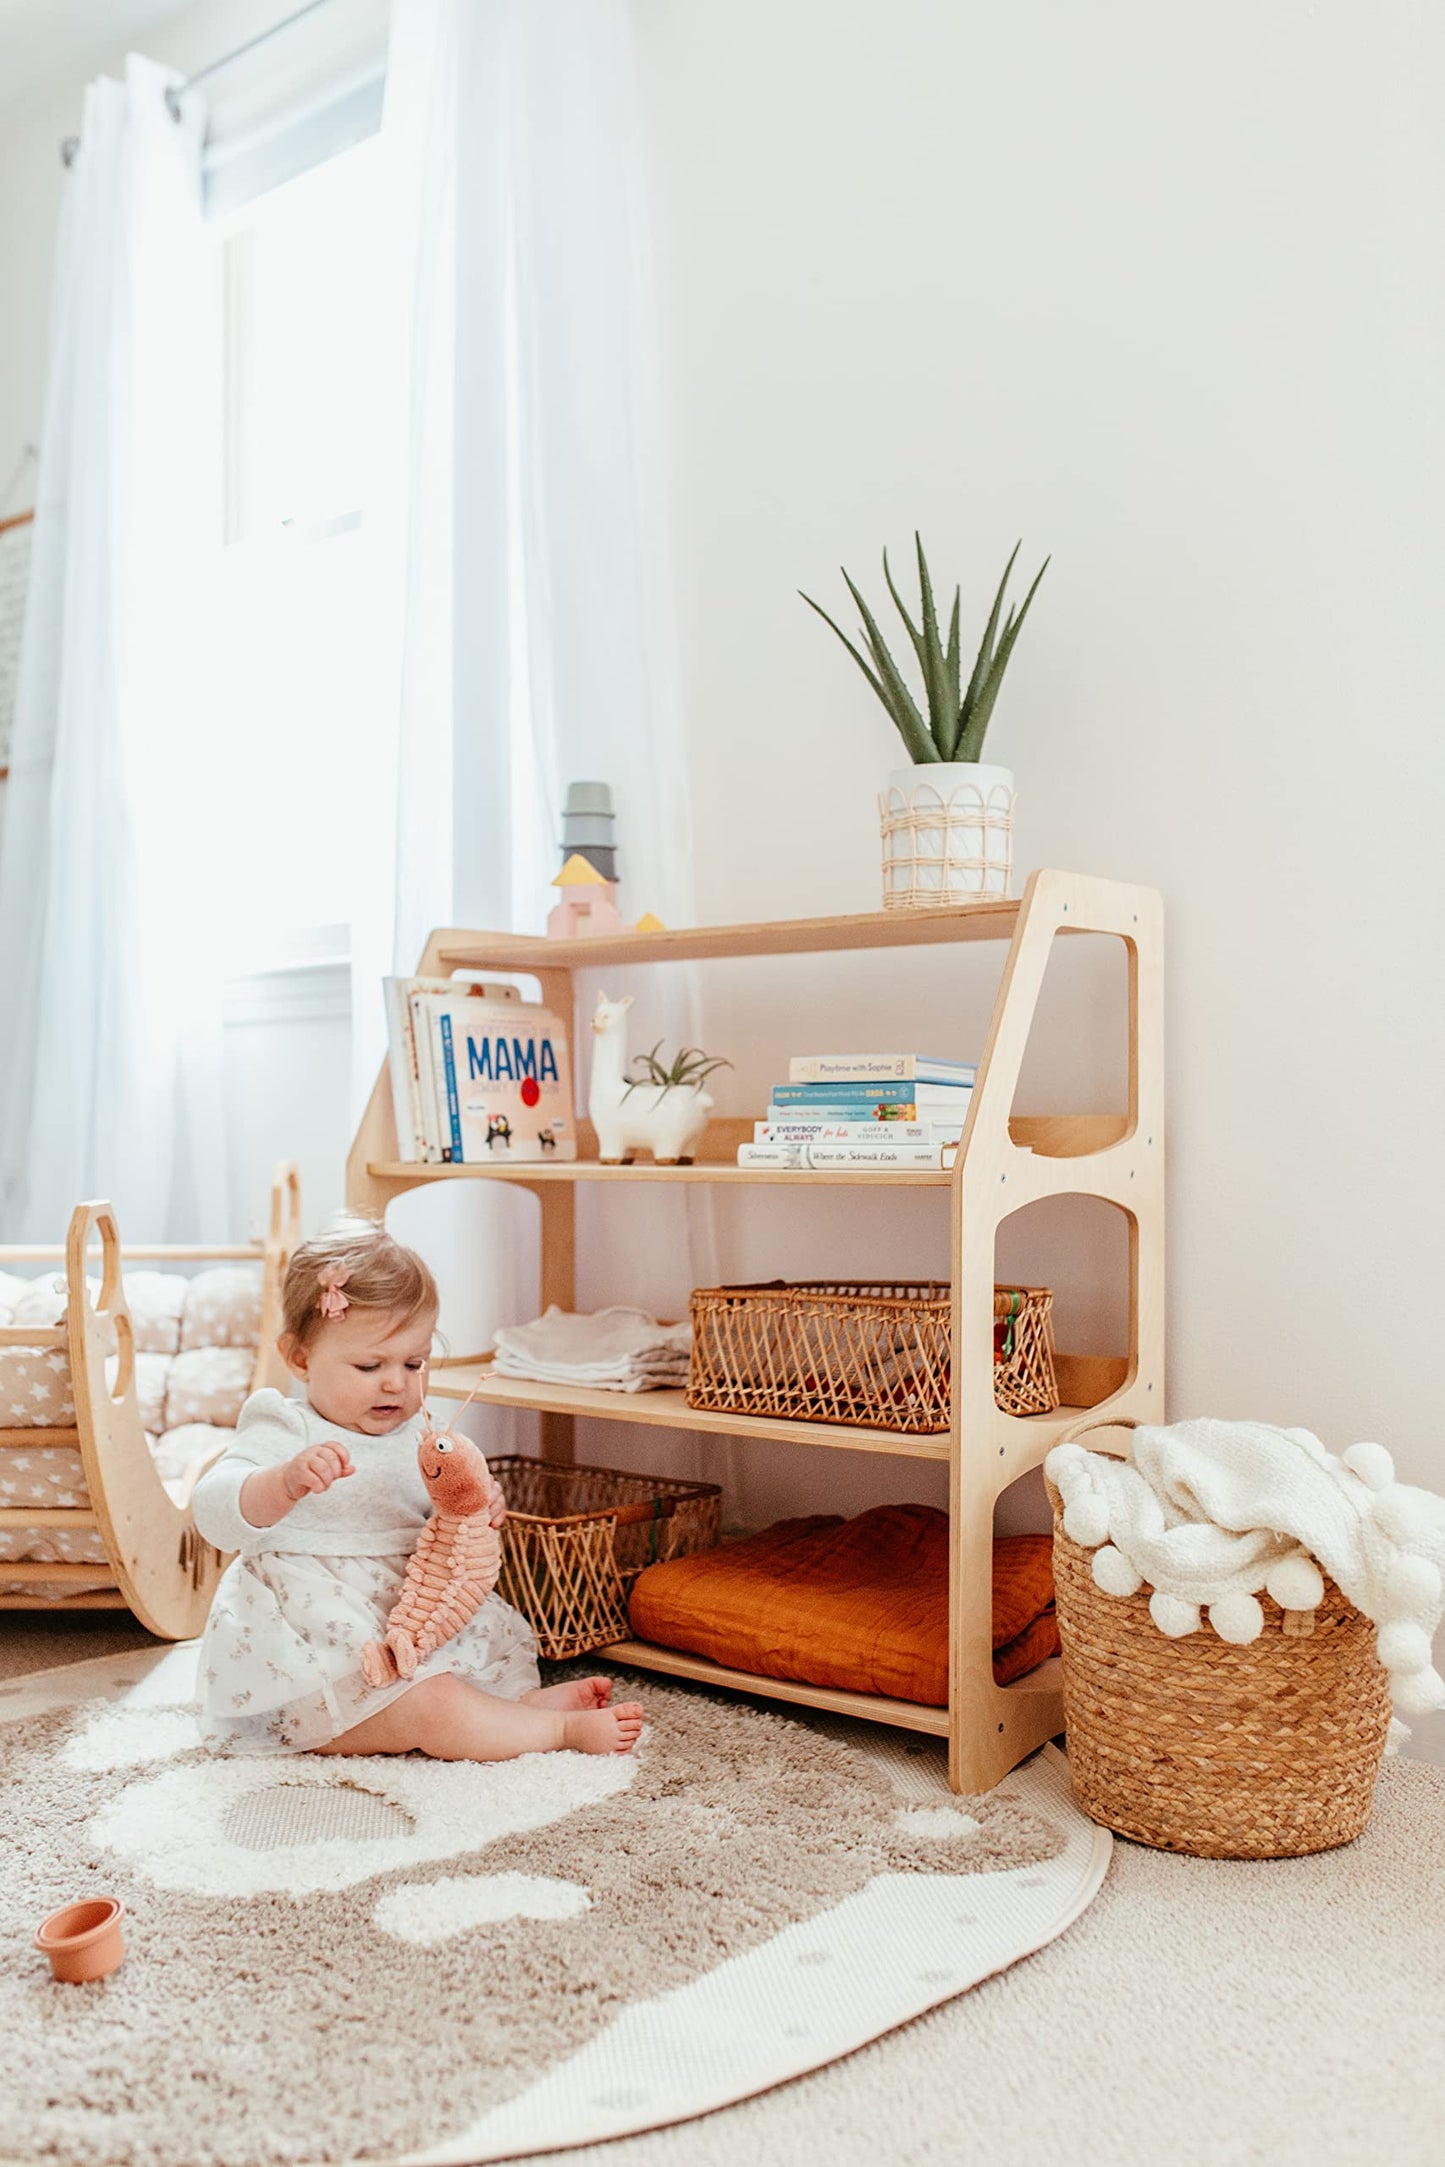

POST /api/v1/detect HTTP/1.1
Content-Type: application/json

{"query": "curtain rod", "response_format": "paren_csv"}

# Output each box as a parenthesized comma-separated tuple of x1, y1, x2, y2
(59, 0, 341, 164)
(162, 0, 340, 119)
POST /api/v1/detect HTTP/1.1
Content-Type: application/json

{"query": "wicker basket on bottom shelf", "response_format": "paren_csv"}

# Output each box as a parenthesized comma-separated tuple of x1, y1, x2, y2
(488, 1454, 721, 1660)
(1050, 1505, 1392, 1859)
(687, 1281, 1057, 1433)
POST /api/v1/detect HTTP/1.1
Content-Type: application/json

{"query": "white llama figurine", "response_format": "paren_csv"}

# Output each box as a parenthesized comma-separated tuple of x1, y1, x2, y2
(588, 993, 715, 1165)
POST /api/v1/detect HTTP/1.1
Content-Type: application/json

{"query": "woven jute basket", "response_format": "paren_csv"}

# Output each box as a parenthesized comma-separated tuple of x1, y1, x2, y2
(686, 1280, 1057, 1434)
(489, 1454, 720, 1660)
(1048, 1420, 1391, 1859)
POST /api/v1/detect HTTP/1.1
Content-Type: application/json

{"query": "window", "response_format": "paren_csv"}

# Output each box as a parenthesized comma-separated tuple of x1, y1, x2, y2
(207, 130, 399, 977)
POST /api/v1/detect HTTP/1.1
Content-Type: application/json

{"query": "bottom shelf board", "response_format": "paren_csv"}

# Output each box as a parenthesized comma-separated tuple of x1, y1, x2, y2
(599, 1639, 950, 1736)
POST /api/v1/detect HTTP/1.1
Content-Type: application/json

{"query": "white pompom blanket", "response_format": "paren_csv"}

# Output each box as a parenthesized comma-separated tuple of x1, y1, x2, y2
(1045, 1419, 1445, 1716)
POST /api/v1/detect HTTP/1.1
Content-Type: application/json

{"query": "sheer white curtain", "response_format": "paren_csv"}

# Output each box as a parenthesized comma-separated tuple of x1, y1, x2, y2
(372, 0, 718, 1470)
(0, 58, 227, 1243)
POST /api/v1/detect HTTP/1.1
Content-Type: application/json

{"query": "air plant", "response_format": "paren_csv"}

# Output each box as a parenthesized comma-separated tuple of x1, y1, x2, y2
(622, 1043, 732, 1097)
(800, 535, 1049, 764)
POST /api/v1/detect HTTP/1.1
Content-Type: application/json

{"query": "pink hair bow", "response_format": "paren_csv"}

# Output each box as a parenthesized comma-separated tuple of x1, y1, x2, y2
(317, 1269, 351, 1319)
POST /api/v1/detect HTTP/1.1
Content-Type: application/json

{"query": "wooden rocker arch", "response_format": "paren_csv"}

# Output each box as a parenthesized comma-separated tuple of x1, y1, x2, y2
(0, 1163, 301, 1639)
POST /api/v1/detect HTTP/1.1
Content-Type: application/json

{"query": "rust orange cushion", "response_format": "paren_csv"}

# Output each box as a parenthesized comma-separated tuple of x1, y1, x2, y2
(628, 1504, 1058, 1706)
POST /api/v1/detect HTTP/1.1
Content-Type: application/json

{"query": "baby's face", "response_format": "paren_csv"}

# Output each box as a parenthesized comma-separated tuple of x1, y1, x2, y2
(285, 1305, 437, 1435)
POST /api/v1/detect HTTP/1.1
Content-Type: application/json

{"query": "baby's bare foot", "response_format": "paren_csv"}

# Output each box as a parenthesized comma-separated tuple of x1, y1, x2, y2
(561, 1701, 644, 1755)
(523, 1677, 614, 1713)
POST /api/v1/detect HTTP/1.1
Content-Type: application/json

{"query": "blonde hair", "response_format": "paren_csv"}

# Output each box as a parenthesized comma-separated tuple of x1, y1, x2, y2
(281, 1216, 438, 1348)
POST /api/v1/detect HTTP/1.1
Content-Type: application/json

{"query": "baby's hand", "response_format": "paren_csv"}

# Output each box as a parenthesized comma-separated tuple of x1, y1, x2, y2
(282, 1443, 354, 1502)
(485, 1472, 507, 1530)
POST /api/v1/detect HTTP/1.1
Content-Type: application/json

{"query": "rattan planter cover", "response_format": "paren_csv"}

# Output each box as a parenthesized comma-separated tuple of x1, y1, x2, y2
(1051, 1504, 1391, 1858)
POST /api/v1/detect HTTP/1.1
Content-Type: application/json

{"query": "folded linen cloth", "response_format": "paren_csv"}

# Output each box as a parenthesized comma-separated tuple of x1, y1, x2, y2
(1046, 1418, 1445, 1715)
(492, 1306, 692, 1394)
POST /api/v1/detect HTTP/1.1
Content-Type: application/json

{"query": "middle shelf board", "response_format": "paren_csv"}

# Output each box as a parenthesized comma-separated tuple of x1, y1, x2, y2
(427, 1360, 1110, 1462)
(368, 1117, 1128, 1189)
(371, 1159, 955, 1187)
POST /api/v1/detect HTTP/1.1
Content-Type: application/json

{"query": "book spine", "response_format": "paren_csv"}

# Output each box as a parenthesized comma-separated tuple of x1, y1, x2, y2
(754, 1120, 933, 1144)
(789, 1055, 912, 1081)
(382, 977, 424, 1161)
(769, 1081, 973, 1108)
(438, 1013, 465, 1161)
(408, 991, 443, 1161)
(737, 1141, 956, 1169)
(767, 1100, 917, 1122)
(769, 1083, 919, 1108)
(787, 1056, 977, 1084)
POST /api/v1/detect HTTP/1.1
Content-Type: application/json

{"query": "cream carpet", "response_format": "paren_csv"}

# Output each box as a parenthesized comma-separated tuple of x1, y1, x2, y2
(0, 1644, 1102, 2167)
(529, 1741, 1445, 2167)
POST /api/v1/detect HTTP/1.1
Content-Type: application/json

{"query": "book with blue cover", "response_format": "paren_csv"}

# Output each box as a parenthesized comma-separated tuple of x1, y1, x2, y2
(769, 1080, 974, 1117)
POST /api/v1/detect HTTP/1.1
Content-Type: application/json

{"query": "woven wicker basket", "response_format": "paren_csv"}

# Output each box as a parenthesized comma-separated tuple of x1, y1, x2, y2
(1048, 1422, 1391, 1859)
(686, 1281, 1056, 1434)
(489, 1454, 721, 1660)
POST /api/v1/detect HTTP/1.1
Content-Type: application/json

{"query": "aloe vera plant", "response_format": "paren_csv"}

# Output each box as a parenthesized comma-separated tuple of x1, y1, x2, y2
(801, 536, 1048, 763)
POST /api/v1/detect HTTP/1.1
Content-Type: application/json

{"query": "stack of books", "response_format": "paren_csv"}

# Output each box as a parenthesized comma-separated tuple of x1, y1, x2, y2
(385, 977, 578, 1163)
(736, 1054, 977, 1170)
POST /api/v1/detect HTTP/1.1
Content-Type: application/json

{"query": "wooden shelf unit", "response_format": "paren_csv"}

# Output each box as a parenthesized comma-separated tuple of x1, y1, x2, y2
(346, 868, 1165, 1792)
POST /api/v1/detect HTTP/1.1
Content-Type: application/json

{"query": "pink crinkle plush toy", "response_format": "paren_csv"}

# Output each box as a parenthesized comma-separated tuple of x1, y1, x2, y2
(361, 1423, 505, 1689)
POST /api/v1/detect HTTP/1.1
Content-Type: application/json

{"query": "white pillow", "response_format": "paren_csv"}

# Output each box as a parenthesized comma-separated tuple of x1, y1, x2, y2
(180, 1266, 263, 1351)
(163, 1347, 254, 1431)
(122, 1271, 188, 1354)
(7, 1276, 68, 1329)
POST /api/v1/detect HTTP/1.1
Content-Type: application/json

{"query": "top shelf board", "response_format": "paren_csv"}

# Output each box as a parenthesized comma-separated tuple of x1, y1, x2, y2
(435, 900, 1023, 974)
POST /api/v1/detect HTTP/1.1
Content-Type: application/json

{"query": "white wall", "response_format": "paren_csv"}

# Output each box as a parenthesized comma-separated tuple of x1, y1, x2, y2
(625, 0, 1445, 1510)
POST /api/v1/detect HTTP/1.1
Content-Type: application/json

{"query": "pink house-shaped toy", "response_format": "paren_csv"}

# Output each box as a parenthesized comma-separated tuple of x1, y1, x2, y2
(547, 853, 627, 939)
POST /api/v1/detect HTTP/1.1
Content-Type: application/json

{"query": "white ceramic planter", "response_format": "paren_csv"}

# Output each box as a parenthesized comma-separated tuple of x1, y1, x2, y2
(878, 762, 1016, 907)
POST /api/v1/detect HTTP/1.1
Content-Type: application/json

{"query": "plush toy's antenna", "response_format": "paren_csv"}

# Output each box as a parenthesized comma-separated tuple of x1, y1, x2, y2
(422, 1356, 487, 1433)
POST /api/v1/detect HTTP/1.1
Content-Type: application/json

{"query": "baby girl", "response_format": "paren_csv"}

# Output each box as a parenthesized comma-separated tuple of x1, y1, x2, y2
(193, 1218, 644, 1759)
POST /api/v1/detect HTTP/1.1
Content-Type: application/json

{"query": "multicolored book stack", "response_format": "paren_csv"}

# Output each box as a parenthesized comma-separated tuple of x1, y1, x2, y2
(736, 1053, 977, 1170)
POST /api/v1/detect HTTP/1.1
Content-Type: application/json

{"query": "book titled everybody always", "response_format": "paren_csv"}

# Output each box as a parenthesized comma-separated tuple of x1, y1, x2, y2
(788, 1054, 977, 1085)
(754, 1120, 938, 1144)
(384, 978, 576, 1162)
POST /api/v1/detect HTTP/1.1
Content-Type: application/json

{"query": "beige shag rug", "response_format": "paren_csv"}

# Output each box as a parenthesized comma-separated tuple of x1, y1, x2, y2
(0, 1649, 1098, 2167)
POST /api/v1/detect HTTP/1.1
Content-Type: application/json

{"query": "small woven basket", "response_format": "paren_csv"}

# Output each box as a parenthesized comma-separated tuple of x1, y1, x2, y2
(686, 1281, 1056, 1434)
(489, 1454, 721, 1660)
(1048, 1421, 1392, 1859)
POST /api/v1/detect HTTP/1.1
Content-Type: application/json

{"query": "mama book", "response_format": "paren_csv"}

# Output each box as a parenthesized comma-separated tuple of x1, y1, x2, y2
(384, 978, 577, 1163)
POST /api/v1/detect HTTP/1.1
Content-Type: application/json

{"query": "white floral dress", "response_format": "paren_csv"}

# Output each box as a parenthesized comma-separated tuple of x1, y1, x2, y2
(192, 1390, 539, 1753)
